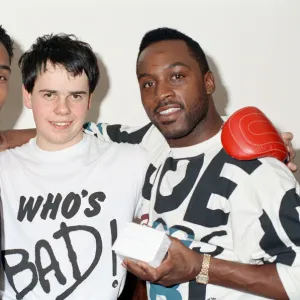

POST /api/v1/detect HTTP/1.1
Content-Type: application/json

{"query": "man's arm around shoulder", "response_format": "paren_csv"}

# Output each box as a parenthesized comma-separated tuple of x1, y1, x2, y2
(0, 129, 36, 150)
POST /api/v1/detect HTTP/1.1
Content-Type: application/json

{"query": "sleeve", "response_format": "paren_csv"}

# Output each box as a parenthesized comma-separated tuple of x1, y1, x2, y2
(83, 122, 152, 144)
(231, 158, 300, 299)
(83, 122, 170, 168)
(131, 148, 154, 221)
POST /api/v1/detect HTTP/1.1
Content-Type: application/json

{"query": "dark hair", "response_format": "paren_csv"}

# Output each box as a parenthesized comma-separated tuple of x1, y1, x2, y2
(0, 25, 14, 63)
(138, 27, 210, 74)
(19, 33, 100, 93)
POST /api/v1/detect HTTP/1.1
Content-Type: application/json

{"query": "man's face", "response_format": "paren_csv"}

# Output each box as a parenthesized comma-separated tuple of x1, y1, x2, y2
(23, 62, 91, 151)
(137, 40, 213, 142)
(0, 43, 11, 109)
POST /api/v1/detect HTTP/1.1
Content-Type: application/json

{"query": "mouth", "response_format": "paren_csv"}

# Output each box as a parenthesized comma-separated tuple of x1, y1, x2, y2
(50, 121, 73, 129)
(155, 105, 183, 123)
(158, 107, 182, 115)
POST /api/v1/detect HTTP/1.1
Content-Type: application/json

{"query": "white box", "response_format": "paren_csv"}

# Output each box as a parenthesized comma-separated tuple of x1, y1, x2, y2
(112, 222, 171, 268)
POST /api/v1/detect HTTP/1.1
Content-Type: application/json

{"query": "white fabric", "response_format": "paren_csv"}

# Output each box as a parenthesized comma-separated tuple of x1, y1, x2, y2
(0, 134, 149, 300)
(85, 122, 300, 300)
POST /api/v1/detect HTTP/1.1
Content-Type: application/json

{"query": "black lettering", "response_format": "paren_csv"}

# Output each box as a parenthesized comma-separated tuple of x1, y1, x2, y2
(279, 188, 300, 246)
(35, 240, 66, 293)
(260, 210, 296, 265)
(142, 164, 158, 201)
(81, 189, 88, 198)
(189, 280, 206, 300)
(169, 224, 195, 247)
(152, 218, 168, 231)
(110, 219, 118, 287)
(184, 149, 261, 227)
(53, 222, 102, 300)
(61, 192, 81, 219)
(2, 249, 38, 300)
(155, 155, 204, 214)
(17, 195, 44, 222)
(40, 193, 63, 220)
(84, 192, 106, 218)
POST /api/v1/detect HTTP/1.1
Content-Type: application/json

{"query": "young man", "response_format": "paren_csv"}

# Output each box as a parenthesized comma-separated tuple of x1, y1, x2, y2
(85, 28, 300, 299)
(0, 34, 149, 300)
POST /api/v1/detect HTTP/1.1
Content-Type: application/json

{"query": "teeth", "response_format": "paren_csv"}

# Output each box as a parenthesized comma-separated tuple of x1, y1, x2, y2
(52, 122, 71, 126)
(159, 108, 181, 115)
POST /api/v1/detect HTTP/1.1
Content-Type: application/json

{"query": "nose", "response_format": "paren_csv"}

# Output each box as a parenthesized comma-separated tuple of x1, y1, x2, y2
(155, 81, 175, 103)
(54, 98, 71, 115)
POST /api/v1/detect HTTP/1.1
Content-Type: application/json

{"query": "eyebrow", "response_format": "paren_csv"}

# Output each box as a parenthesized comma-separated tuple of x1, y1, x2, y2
(137, 61, 191, 80)
(0, 65, 11, 72)
(38, 89, 87, 94)
(167, 62, 191, 70)
(69, 91, 87, 95)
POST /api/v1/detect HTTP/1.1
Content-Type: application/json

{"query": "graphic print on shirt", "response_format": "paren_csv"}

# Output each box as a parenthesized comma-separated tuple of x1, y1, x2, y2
(147, 149, 263, 300)
(2, 189, 119, 300)
(83, 123, 300, 300)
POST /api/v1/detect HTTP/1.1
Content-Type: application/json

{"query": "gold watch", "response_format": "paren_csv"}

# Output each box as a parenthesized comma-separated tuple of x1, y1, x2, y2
(195, 254, 211, 284)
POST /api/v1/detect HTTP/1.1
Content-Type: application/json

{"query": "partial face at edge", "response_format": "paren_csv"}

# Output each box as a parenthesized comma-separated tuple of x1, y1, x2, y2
(137, 40, 214, 141)
(0, 43, 11, 109)
(23, 62, 91, 151)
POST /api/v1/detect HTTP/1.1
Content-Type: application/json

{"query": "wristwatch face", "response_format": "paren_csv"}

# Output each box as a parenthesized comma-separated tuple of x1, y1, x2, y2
(196, 274, 209, 284)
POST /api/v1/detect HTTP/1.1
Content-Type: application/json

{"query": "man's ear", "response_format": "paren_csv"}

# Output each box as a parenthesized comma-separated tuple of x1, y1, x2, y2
(88, 93, 93, 110)
(204, 71, 215, 96)
(23, 85, 32, 109)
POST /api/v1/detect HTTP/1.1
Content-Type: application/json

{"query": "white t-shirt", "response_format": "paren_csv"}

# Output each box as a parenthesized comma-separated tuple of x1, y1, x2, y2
(0, 134, 149, 300)
(85, 122, 300, 300)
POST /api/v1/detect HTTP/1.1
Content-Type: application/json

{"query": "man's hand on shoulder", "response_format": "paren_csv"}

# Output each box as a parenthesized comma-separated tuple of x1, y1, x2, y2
(0, 129, 36, 150)
(0, 131, 8, 151)
(281, 132, 297, 172)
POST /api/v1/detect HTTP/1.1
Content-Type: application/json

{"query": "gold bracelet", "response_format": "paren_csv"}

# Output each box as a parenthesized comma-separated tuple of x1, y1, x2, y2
(195, 254, 211, 284)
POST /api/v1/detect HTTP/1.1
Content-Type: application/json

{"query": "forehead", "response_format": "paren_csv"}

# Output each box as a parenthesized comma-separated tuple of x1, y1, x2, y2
(0, 43, 10, 67)
(35, 62, 89, 90)
(137, 40, 197, 72)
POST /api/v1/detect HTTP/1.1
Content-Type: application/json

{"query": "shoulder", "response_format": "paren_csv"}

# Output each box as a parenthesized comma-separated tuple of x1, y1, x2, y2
(218, 151, 298, 203)
(234, 157, 299, 208)
(0, 140, 33, 160)
(84, 121, 153, 144)
(253, 157, 297, 190)
(88, 134, 149, 166)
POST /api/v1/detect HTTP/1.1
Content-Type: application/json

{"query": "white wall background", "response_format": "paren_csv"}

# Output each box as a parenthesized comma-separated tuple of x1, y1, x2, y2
(1, 0, 300, 176)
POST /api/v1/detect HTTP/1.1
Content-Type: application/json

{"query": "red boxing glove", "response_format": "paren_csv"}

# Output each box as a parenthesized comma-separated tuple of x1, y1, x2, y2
(221, 106, 288, 162)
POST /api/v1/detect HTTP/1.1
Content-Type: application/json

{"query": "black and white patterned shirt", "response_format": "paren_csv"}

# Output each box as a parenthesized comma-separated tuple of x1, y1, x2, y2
(85, 122, 300, 300)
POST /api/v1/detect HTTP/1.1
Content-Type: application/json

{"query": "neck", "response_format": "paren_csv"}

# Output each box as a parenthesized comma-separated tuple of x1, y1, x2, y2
(167, 103, 223, 148)
(36, 132, 84, 152)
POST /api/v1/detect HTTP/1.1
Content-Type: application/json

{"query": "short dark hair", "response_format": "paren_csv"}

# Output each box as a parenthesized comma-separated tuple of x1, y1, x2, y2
(19, 33, 100, 93)
(137, 27, 210, 74)
(0, 25, 14, 63)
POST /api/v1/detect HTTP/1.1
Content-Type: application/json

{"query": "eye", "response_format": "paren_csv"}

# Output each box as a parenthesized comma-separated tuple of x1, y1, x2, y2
(70, 94, 82, 101)
(143, 81, 155, 89)
(171, 73, 184, 80)
(0, 75, 7, 82)
(44, 93, 53, 99)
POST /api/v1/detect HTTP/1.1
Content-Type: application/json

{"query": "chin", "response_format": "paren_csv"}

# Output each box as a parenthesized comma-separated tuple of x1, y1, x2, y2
(157, 123, 190, 140)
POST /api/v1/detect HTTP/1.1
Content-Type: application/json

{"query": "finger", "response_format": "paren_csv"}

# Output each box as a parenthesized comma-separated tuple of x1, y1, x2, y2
(281, 132, 293, 141)
(124, 260, 150, 280)
(287, 161, 298, 172)
(126, 260, 158, 282)
(288, 144, 296, 160)
(136, 260, 173, 282)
